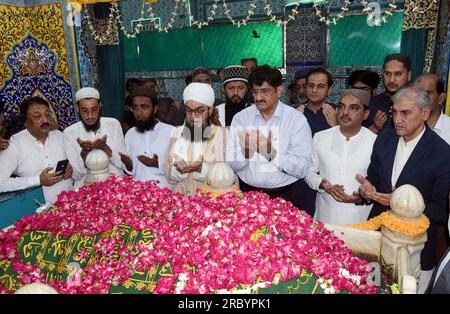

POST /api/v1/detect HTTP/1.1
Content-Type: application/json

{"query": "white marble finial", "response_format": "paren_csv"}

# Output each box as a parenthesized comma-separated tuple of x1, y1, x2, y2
(390, 184, 425, 221)
(83, 149, 111, 185)
(15, 283, 58, 294)
(207, 162, 235, 193)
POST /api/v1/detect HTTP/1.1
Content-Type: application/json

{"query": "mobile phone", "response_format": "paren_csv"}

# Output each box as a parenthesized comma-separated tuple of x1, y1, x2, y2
(55, 159, 69, 174)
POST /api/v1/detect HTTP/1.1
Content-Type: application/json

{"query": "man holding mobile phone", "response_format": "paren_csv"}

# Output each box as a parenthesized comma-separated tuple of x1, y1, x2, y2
(0, 97, 73, 203)
(63, 87, 125, 188)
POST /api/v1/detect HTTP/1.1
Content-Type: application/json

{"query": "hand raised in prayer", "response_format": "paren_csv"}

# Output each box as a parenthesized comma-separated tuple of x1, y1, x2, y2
(238, 129, 257, 160)
(329, 187, 362, 204)
(356, 174, 376, 201)
(319, 178, 342, 194)
(256, 129, 276, 160)
(322, 103, 338, 127)
(373, 110, 387, 131)
(188, 160, 203, 173)
(367, 191, 391, 207)
(77, 137, 94, 151)
(174, 159, 188, 174)
(94, 135, 112, 158)
(119, 152, 133, 172)
(39, 167, 64, 186)
(174, 159, 202, 174)
(138, 154, 159, 168)
(0, 137, 9, 150)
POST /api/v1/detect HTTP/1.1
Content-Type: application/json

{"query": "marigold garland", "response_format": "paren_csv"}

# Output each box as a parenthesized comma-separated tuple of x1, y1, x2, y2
(347, 212, 430, 237)
(199, 185, 240, 199)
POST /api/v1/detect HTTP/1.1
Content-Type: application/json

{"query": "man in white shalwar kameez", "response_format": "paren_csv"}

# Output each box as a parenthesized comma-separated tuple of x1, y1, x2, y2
(304, 89, 376, 225)
(63, 87, 125, 189)
(119, 86, 174, 188)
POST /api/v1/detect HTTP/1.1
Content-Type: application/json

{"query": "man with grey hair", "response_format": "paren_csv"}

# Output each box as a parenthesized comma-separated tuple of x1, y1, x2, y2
(357, 85, 450, 293)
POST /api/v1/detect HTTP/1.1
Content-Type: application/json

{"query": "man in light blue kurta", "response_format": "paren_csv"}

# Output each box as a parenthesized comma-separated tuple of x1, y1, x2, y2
(226, 65, 312, 210)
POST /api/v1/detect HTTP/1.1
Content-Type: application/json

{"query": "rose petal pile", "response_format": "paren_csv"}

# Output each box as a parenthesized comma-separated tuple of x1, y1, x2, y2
(0, 175, 381, 294)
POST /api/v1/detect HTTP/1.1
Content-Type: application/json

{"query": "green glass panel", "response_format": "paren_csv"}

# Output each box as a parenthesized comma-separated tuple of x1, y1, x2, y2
(124, 21, 282, 71)
(203, 21, 283, 68)
(328, 12, 404, 66)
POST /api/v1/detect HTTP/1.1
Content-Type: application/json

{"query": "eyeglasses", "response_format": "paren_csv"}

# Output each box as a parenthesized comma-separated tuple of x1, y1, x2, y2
(185, 106, 208, 115)
(251, 88, 274, 96)
(131, 104, 152, 111)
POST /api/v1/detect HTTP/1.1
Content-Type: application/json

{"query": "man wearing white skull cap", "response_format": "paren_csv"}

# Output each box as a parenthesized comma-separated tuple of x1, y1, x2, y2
(164, 83, 231, 195)
(63, 87, 125, 188)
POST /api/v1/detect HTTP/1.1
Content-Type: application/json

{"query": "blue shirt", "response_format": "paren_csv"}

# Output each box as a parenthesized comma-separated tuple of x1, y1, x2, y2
(303, 104, 337, 136)
(226, 101, 312, 188)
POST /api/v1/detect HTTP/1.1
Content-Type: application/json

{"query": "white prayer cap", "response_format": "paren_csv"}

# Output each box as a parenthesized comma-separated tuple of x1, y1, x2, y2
(183, 82, 215, 107)
(75, 87, 100, 102)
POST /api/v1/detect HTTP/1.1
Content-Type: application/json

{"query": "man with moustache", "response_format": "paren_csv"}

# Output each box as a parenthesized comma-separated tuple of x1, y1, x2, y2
(304, 89, 376, 225)
(0, 97, 73, 203)
(119, 86, 174, 188)
(63, 87, 125, 189)
(365, 53, 412, 134)
(227, 65, 312, 209)
(216, 65, 251, 127)
(164, 82, 228, 195)
(357, 85, 450, 293)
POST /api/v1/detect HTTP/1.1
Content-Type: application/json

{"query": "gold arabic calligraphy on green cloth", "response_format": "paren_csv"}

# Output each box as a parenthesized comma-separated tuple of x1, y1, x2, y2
(0, 223, 396, 294)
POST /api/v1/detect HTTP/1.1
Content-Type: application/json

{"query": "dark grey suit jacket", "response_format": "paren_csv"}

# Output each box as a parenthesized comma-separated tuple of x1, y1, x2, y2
(426, 247, 450, 294)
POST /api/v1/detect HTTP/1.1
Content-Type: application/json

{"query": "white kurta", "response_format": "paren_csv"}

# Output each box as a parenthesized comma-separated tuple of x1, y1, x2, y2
(164, 125, 228, 195)
(433, 113, 450, 145)
(391, 127, 425, 188)
(304, 126, 376, 225)
(217, 103, 226, 127)
(124, 122, 174, 188)
(227, 102, 312, 188)
(0, 129, 73, 203)
(63, 117, 126, 189)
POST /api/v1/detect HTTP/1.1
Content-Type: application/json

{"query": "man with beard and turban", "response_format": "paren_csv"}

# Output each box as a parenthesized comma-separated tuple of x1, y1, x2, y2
(63, 87, 125, 189)
(216, 65, 251, 127)
(0, 97, 73, 203)
(119, 86, 174, 188)
(164, 82, 228, 195)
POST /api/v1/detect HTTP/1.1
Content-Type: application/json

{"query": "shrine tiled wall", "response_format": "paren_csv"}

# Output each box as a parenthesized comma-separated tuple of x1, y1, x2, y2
(120, 1, 408, 105)
(0, 0, 78, 129)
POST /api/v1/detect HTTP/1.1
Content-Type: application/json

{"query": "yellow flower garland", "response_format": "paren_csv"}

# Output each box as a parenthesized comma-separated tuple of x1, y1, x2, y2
(347, 211, 430, 237)
(200, 185, 240, 199)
